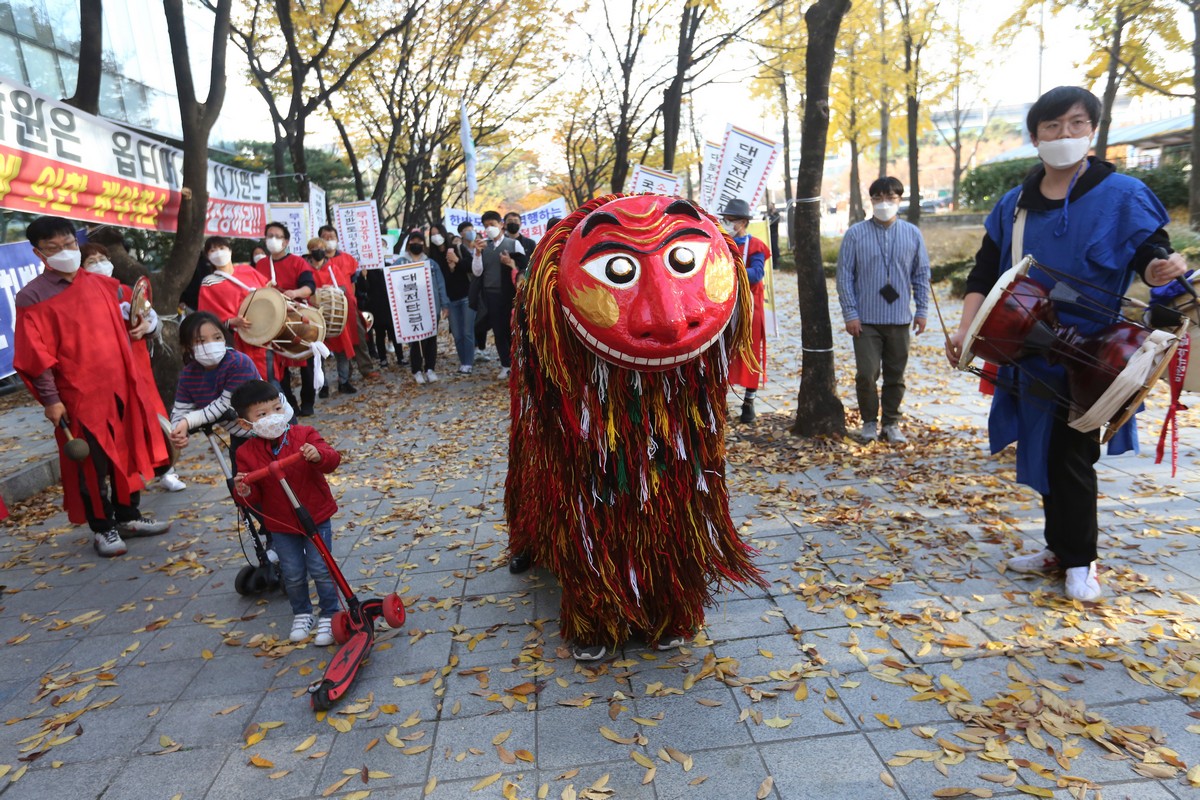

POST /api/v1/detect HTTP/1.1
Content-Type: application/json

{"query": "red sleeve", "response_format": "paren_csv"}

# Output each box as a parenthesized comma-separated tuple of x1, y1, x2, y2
(303, 426, 341, 474)
(234, 439, 267, 505)
(13, 304, 57, 380)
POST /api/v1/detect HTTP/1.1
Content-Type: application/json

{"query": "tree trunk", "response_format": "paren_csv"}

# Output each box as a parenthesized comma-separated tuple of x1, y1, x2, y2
(65, 0, 103, 113)
(877, 0, 889, 178)
(1191, 4, 1200, 230)
(849, 137, 865, 224)
(906, 90, 921, 224)
(792, 0, 850, 439)
(1095, 5, 1126, 161)
(289, 133, 310, 202)
(780, 78, 793, 202)
(662, 3, 700, 173)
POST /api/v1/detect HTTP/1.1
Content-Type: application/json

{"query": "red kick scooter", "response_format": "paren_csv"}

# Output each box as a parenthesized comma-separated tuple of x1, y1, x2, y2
(240, 452, 406, 711)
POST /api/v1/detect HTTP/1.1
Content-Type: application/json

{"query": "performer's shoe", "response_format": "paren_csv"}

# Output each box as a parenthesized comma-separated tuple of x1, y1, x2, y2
(299, 404, 315, 417)
(159, 470, 186, 492)
(572, 642, 608, 662)
(1007, 549, 1060, 574)
(459, 365, 473, 374)
(653, 633, 694, 650)
(318, 386, 329, 399)
(739, 399, 756, 424)
(881, 423, 907, 444)
(508, 551, 532, 574)
(338, 382, 358, 394)
(498, 367, 511, 380)
(93, 529, 127, 557)
(859, 421, 878, 441)
(475, 349, 491, 362)
(1065, 562, 1103, 602)
(118, 515, 171, 537)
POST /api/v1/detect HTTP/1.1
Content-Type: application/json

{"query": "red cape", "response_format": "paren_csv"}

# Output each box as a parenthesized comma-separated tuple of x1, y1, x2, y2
(255, 253, 314, 369)
(198, 265, 281, 380)
(14, 271, 164, 523)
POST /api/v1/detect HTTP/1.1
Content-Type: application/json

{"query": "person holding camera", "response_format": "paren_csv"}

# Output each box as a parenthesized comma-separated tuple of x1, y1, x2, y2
(836, 176, 931, 444)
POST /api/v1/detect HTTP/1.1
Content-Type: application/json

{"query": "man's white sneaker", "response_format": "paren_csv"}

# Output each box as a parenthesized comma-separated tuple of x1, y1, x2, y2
(1006, 548, 1060, 574)
(1065, 562, 1102, 602)
(425, 369, 438, 383)
(159, 470, 186, 492)
(881, 424, 907, 444)
(459, 364, 473, 374)
(498, 367, 511, 380)
(413, 371, 426, 385)
(117, 515, 171, 537)
(860, 421, 878, 442)
(289, 613, 315, 642)
(93, 529, 127, 557)
(313, 617, 334, 646)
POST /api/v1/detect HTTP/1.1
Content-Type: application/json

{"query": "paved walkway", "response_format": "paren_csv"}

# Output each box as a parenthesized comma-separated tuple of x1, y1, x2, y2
(1, 277, 1198, 800)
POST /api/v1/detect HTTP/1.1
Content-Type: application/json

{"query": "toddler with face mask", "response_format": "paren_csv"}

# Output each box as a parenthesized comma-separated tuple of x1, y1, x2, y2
(231, 379, 342, 647)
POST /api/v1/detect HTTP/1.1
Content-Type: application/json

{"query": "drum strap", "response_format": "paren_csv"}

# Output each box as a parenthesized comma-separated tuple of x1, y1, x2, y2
(1155, 333, 1190, 477)
(209, 271, 256, 293)
(1011, 192, 1027, 268)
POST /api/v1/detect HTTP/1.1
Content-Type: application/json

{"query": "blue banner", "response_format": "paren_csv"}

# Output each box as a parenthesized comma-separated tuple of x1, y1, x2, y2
(0, 239, 42, 379)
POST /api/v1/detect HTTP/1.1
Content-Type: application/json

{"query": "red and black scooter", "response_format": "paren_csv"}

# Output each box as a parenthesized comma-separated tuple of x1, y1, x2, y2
(240, 452, 406, 711)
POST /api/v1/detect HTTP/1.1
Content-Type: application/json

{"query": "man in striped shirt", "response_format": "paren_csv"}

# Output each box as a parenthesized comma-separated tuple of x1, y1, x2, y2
(836, 177, 931, 444)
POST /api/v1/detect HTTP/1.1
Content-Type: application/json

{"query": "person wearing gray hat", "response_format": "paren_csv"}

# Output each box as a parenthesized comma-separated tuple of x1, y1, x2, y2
(721, 199, 771, 423)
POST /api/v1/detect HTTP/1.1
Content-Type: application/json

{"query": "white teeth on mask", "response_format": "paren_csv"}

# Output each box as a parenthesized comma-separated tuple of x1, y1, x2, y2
(560, 306, 722, 369)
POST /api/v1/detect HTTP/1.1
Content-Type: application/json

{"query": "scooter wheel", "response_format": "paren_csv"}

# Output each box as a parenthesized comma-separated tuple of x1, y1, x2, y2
(382, 593, 406, 629)
(249, 565, 273, 594)
(310, 683, 333, 712)
(234, 565, 257, 596)
(331, 611, 353, 645)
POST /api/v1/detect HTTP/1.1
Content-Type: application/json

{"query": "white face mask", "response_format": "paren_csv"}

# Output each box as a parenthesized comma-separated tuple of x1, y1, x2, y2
(44, 248, 81, 274)
(193, 341, 226, 367)
(323, 239, 337, 253)
(1036, 136, 1091, 170)
(251, 412, 290, 440)
(485, 225, 502, 240)
(209, 248, 232, 267)
(430, 234, 445, 247)
(86, 259, 114, 277)
(872, 202, 899, 222)
(265, 236, 287, 254)
(252, 252, 266, 264)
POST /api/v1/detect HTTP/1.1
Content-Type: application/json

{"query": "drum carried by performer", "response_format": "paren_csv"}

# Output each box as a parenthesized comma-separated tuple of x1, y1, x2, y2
(945, 87, 1190, 603)
(255, 222, 319, 416)
(306, 237, 359, 396)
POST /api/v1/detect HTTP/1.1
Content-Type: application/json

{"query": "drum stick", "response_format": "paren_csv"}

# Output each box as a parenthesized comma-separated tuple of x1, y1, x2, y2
(928, 284, 954, 349)
(1152, 246, 1198, 301)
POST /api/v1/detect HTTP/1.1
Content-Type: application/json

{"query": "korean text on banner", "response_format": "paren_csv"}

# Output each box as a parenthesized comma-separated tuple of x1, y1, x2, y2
(711, 126, 781, 215)
(446, 198, 570, 243)
(443, 208, 483, 236)
(333, 200, 385, 269)
(700, 141, 723, 210)
(267, 203, 310, 257)
(0, 239, 42, 378)
(0, 77, 265, 236)
(385, 261, 437, 344)
(628, 164, 681, 196)
(206, 162, 267, 238)
(308, 183, 327, 232)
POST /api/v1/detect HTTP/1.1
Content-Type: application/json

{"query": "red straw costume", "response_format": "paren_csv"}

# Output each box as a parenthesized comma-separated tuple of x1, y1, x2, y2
(198, 264, 280, 380)
(14, 270, 164, 523)
(507, 194, 765, 650)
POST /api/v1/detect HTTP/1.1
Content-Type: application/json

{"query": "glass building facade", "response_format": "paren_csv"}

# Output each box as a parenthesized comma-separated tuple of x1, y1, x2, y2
(0, 0, 238, 148)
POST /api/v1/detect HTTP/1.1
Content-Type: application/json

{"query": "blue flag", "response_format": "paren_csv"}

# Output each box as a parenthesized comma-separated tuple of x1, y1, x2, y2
(460, 99, 477, 205)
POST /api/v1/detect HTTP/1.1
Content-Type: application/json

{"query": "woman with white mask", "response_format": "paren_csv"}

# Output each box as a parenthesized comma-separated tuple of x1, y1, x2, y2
(945, 86, 1189, 604)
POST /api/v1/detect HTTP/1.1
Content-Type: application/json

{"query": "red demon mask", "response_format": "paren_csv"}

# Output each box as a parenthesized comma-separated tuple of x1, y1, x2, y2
(557, 195, 738, 371)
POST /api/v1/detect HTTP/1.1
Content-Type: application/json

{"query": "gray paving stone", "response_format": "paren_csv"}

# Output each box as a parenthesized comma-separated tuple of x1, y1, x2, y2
(99, 746, 227, 799)
(760, 733, 890, 799)
(0, 753, 124, 800)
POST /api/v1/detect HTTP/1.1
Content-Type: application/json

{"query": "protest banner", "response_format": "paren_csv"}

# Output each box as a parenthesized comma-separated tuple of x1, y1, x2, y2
(333, 200, 385, 269)
(0, 238, 43, 378)
(700, 141, 723, 210)
(710, 126, 781, 216)
(628, 164, 681, 196)
(267, 203, 310, 257)
(444, 197, 569, 243)
(443, 208, 483, 235)
(385, 260, 437, 344)
(308, 183, 327, 232)
(0, 76, 265, 236)
(748, 220, 779, 338)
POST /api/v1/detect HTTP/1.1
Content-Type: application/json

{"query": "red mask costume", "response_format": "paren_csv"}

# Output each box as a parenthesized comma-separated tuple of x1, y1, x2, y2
(556, 195, 738, 371)
(506, 194, 764, 653)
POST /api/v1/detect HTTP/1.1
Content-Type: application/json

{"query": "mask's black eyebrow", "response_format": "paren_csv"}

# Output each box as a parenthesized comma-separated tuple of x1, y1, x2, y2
(581, 227, 709, 263)
(664, 199, 701, 220)
(581, 211, 621, 238)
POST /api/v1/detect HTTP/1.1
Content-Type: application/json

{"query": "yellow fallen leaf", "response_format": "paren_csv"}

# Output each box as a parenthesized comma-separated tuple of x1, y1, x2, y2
(343, 793, 370, 800)
(764, 716, 792, 729)
(1015, 786, 1054, 798)
(932, 790, 971, 798)
(632, 751, 655, 769)
(201, 649, 213, 660)
(472, 773, 502, 791)
(515, 749, 534, 762)
(823, 708, 845, 725)
(295, 734, 317, 752)
(244, 730, 266, 748)
(322, 776, 351, 797)
(880, 771, 895, 788)
(757, 776, 774, 799)
(493, 729, 512, 746)
(268, 770, 289, 779)
(424, 776, 436, 796)
(249, 755, 274, 768)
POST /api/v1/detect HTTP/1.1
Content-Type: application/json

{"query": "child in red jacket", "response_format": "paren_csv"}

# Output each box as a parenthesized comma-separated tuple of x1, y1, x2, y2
(231, 380, 341, 646)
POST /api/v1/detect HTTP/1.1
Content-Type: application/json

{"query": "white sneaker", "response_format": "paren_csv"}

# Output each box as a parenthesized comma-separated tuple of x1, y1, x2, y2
(413, 371, 426, 385)
(498, 367, 511, 380)
(289, 613, 314, 642)
(475, 349, 491, 362)
(881, 424, 907, 444)
(459, 364, 473, 374)
(860, 421, 878, 441)
(1007, 548, 1060, 574)
(93, 529, 127, 557)
(159, 470, 186, 492)
(313, 617, 334, 646)
(425, 369, 438, 383)
(1065, 562, 1102, 602)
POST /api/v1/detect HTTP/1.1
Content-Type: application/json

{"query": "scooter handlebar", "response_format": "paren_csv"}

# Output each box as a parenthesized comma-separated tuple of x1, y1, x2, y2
(242, 452, 306, 485)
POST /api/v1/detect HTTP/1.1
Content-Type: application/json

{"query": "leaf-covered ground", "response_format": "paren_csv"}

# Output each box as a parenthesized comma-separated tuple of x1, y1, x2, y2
(0, 278, 1198, 800)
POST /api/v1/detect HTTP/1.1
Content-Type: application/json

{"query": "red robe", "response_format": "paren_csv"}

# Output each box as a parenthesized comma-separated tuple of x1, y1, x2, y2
(197, 264, 280, 380)
(312, 261, 355, 357)
(255, 253, 314, 369)
(14, 271, 165, 523)
(728, 235, 770, 390)
(328, 251, 362, 347)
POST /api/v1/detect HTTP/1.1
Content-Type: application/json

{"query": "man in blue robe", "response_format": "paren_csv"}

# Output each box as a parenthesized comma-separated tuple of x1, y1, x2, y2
(946, 86, 1189, 602)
